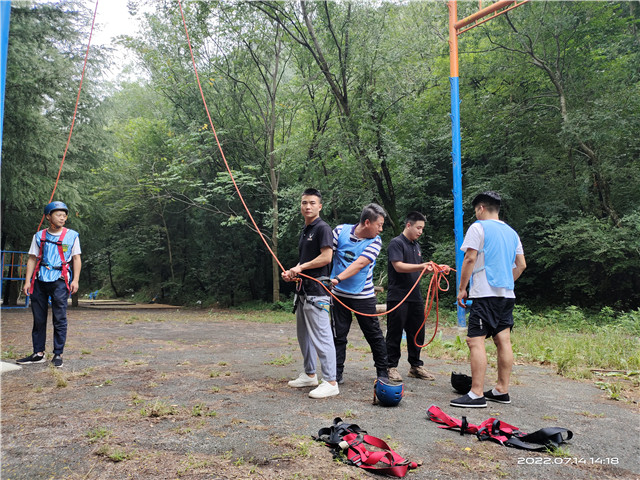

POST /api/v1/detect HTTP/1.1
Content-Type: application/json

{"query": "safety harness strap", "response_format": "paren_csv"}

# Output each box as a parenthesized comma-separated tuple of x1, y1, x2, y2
(341, 432, 418, 478)
(315, 417, 367, 446)
(426, 405, 480, 434)
(56, 228, 71, 292)
(28, 228, 70, 294)
(427, 405, 573, 451)
(506, 428, 573, 451)
(28, 230, 48, 295)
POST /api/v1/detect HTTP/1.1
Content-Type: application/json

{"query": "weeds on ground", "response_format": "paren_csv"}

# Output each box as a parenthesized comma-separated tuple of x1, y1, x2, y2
(51, 367, 67, 388)
(94, 445, 135, 462)
(86, 427, 111, 443)
(2, 345, 18, 359)
(140, 399, 177, 417)
(176, 453, 214, 477)
(191, 403, 217, 417)
(266, 353, 293, 366)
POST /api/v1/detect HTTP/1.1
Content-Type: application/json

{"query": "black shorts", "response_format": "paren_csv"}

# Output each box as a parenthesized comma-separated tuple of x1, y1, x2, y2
(467, 297, 516, 338)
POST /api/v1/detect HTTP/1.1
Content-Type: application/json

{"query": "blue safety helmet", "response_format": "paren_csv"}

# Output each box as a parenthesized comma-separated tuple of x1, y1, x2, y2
(44, 201, 69, 215)
(374, 378, 404, 407)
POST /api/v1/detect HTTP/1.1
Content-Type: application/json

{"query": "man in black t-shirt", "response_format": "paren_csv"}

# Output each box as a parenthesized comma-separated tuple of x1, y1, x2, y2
(385, 211, 435, 382)
(281, 189, 339, 399)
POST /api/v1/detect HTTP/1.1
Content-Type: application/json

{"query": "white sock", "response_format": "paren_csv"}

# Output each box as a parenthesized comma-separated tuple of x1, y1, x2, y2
(467, 390, 482, 400)
(492, 388, 505, 396)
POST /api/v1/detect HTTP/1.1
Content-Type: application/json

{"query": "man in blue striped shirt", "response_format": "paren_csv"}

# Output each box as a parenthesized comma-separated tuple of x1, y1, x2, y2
(329, 203, 389, 384)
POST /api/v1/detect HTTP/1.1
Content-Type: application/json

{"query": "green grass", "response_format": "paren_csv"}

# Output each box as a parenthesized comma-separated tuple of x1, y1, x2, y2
(424, 305, 640, 387)
(234, 303, 639, 384)
(86, 427, 111, 443)
(266, 353, 294, 366)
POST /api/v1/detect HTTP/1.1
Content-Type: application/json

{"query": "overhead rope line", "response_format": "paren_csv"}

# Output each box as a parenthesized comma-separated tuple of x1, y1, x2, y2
(178, 0, 451, 340)
(36, 0, 99, 232)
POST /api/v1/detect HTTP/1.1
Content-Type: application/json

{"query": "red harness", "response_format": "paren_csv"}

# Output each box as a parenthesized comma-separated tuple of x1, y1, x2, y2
(427, 405, 573, 451)
(339, 432, 418, 477)
(29, 228, 71, 294)
(315, 417, 419, 478)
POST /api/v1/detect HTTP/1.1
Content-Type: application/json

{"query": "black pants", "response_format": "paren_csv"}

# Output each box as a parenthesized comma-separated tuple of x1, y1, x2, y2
(30, 279, 69, 354)
(331, 295, 388, 379)
(385, 300, 425, 368)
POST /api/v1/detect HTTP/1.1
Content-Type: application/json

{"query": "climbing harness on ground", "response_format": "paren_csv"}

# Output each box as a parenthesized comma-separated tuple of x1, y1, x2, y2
(426, 405, 573, 451)
(451, 371, 472, 394)
(314, 417, 419, 478)
(373, 378, 405, 407)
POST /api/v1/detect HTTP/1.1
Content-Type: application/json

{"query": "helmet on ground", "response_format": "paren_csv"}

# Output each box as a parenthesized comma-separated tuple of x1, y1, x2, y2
(44, 201, 69, 215)
(451, 371, 472, 394)
(374, 378, 404, 407)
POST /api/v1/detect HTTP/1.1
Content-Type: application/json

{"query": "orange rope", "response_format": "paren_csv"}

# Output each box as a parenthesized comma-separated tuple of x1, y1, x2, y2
(414, 263, 453, 348)
(177, 0, 452, 343)
(36, 0, 99, 232)
(177, 0, 284, 272)
(297, 261, 451, 318)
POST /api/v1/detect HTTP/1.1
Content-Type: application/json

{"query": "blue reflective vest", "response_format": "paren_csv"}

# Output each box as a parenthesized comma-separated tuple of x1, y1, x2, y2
(473, 220, 519, 290)
(331, 225, 377, 295)
(34, 228, 79, 283)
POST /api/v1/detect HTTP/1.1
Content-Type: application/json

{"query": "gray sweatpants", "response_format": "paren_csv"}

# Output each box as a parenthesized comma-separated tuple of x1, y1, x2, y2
(296, 295, 337, 382)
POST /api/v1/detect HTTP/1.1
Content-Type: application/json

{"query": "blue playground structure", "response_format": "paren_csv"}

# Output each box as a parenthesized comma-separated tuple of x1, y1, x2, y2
(1, 250, 30, 309)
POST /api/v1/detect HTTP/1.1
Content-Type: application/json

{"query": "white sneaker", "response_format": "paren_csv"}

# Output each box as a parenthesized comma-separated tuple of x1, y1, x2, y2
(288, 372, 319, 388)
(309, 381, 339, 399)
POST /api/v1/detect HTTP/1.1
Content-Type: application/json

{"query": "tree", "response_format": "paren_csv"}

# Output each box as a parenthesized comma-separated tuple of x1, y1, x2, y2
(1, 1, 108, 304)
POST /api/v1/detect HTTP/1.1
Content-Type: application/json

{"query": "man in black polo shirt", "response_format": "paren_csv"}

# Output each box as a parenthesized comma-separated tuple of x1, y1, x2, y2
(385, 211, 435, 382)
(281, 188, 339, 399)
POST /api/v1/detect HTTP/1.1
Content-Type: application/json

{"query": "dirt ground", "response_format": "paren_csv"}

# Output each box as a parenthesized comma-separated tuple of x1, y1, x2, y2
(1, 307, 638, 480)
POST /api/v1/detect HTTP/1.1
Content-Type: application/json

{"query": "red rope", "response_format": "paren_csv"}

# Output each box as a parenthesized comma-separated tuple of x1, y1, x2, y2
(177, 0, 285, 272)
(36, 0, 99, 232)
(414, 263, 452, 348)
(177, 0, 452, 342)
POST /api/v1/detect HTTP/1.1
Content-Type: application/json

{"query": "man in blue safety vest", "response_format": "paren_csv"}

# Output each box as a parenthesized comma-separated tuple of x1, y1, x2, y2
(329, 203, 389, 385)
(451, 191, 526, 408)
(17, 201, 81, 369)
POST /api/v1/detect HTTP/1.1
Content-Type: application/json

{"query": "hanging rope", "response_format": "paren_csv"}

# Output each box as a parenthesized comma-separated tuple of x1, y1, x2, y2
(177, 0, 284, 272)
(177, 0, 452, 338)
(36, 0, 99, 232)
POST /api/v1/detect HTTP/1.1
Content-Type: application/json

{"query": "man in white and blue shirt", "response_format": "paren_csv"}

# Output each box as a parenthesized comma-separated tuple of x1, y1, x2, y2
(330, 203, 389, 384)
(451, 191, 526, 408)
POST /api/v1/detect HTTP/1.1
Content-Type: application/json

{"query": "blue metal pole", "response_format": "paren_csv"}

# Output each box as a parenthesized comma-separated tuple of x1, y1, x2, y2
(0, 0, 11, 166)
(450, 76, 466, 328)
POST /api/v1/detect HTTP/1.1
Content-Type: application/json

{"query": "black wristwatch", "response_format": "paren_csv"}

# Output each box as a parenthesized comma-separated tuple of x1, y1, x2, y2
(333, 276, 342, 284)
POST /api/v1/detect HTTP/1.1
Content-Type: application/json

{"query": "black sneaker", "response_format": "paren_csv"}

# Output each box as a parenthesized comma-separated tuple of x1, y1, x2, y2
(51, 354, 63, 368)
(484, 389, 511, 404)
(336, 376, 344, 385)
(450, 393, 487, 408)
(16, 353, 46, 365)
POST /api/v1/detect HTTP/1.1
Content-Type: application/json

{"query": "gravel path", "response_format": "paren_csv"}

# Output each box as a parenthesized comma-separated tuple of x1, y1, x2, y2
(1, 308, 638, 479)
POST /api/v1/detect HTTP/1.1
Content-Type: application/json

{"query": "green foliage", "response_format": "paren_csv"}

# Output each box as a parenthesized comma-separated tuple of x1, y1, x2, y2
(4, 1, 638, 311)
(510, 305, 640, 379)
(86, 427, 111, 443)
(1, 1, 108, 252)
